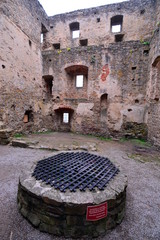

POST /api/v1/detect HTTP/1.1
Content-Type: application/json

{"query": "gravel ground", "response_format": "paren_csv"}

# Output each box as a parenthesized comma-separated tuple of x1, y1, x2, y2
(0, 141, 160, 240)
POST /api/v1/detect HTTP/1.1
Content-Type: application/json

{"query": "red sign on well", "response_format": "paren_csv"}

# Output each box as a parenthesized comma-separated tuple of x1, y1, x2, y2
(86, 202, 108, 221)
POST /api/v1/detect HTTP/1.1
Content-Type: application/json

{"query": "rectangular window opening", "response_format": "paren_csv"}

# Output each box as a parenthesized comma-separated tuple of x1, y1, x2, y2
(76, 75, 84, 88)
(63, 113, 69, 123)
(112, 25, 121, 33)
(72, 30, 80, 39)
(41, 33, 44, 43)
(80, 39, 88, 46)
(115, 34, 124, 42)
(53, 43, 60, 49)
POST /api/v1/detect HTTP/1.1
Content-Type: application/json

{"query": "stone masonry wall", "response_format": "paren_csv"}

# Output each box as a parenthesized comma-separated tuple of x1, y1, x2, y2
(1, 0, 160, 145)
(0, 0, 49, 132)
(43, 0, 156, 50)
(42, 41, 149, 138)
(147, 0, 160, 146)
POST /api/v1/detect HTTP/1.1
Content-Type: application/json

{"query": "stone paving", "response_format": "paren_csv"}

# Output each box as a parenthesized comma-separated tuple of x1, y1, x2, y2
(0, 132, 160, 240)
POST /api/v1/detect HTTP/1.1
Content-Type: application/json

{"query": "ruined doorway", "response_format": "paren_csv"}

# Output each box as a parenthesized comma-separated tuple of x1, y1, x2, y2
(54, 107, 74, 132)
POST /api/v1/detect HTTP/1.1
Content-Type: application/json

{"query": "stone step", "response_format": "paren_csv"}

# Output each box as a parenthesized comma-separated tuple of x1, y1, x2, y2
(12, 140, 29, 148)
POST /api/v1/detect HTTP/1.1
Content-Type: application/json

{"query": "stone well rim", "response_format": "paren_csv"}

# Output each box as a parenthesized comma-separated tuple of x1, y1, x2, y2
(19, 151, 127, 205)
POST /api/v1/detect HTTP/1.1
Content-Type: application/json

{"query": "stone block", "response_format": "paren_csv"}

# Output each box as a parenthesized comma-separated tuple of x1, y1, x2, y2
(12, 140, 29, 148)
(27, 212, 40, 227)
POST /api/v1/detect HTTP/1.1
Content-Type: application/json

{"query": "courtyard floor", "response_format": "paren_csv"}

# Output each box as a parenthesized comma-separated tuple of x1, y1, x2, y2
(0, 132, 160, 240)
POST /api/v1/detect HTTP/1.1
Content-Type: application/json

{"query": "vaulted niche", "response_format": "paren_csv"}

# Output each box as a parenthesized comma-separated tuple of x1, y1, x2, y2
(65, 65, 88, 97)
(43, 75, 53, 99)
(69, 22, 80, 39)
(111, 15, 123, 33)
(55, 107, 74, 132)
(100, 94, 108, 123)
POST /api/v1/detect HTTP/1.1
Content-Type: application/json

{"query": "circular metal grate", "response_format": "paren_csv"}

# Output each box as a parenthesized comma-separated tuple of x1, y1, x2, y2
(32, 152, 119, 192)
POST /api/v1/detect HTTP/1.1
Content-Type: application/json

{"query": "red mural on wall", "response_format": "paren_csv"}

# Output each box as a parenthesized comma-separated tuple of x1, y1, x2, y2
(101, 64, 109, 81)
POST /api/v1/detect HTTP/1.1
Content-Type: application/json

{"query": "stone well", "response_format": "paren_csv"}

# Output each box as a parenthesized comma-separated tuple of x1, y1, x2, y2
(17, 152, 127, 238)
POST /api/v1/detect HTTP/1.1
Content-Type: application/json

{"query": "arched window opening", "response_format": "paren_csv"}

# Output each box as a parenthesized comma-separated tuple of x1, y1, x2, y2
(65, 65, 88, 90)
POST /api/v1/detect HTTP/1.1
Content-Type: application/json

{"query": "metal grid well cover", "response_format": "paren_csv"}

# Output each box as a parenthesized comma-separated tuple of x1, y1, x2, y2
(32, 152, 119, 192)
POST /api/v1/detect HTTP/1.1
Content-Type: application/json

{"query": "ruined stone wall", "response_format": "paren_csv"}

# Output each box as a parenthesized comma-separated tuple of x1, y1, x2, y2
(146, 0, 160, 146)
(1, 0, 160, 143)
(0, 0, 48, 43)
(43, 0, 156, 51)
(42, 40, 149, 138)
(0, 0, 49, 132)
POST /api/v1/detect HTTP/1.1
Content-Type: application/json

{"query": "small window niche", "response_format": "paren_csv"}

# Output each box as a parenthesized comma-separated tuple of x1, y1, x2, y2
(143, 49, 149, 56)
(63, 112, 69, 123)
(115, 34, 124, 42)
(76, 75, 84, 88)
(70, 22, 80, 39)
(43, 75, 53, 97)
(111, 15, 123, 33)
(53, 43, 60, 49)
(80, 39, 88, 46)
(23, 110, 33, 123)
(97, 18, 100, 23)
(29, 40, 32, 47)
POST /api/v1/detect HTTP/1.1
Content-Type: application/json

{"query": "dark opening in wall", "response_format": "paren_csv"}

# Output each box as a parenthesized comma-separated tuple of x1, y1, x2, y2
(53, 43, 60, 49)
(11, 104, 15, 110)
(154, 97, 159, 102)
(2, 65, 5, 69)
(128, 109, 132, 112)
(143, 49, 149, 56)
(24, 110, 33, 123)
(50, 26, 53, 29)
(55, 107, 74, 132)
(101, 93, 108, 102)
(100, 93, 108, 122)
(29, 40, 32, 47)
(111, 15, 123, 33)
(43, 75, 54, 96)
(70, 22, 80, 39)
(132, 66, 137, 70)
(97, 18, 100, 23)
(41, 23, 48, 43)
(135, 99, 139, 103)
(140, 9, 145, 14)
(115, 34, 124, 42)
(80, 39, 88, 46)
